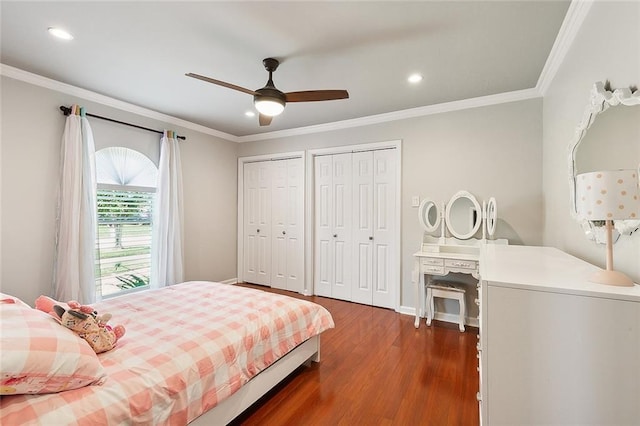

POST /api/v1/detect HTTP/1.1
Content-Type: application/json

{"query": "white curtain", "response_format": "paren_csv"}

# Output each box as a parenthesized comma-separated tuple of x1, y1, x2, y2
(53, 106, 97, 304)
(151, 130, 184, 288)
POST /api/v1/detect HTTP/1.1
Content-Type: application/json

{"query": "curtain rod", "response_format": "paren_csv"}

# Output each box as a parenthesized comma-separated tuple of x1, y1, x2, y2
(59, 106, 186, 140)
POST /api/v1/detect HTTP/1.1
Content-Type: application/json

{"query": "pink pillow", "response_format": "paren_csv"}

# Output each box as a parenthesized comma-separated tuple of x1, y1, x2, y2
(0, 301, 106, 395)
(0, 292, 30, 308)
(34, 294, 70, 317)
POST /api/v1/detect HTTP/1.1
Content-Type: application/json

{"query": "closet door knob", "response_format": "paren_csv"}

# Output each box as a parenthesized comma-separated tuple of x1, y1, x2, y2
(257, 229, 260, 233)
(369, 236, 373, 241)
(333, 234, 338, 238)
(282, 231, 286, 235)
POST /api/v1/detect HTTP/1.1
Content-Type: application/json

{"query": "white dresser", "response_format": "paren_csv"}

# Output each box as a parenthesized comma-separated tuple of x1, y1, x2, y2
(478, 245, 640, 426)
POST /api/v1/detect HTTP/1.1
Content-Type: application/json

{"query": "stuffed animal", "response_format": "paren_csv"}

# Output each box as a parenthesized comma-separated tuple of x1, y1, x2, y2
(35, 296, 126, 353)
(52, 304, 125, 354)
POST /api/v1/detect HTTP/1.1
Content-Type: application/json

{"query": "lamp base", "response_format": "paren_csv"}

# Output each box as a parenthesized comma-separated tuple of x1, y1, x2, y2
(590, 269, 635, 287)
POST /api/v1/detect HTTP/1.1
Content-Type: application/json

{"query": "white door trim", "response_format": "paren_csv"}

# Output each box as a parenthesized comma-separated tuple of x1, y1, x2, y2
(237, 151, 306, 287)
(305, 140, 402, 310)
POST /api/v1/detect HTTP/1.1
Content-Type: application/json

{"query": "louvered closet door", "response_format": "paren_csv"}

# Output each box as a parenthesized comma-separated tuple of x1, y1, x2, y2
(271, 158, 304, 292)
(314, 153, 352, 301)
(243, 161, 271, 286)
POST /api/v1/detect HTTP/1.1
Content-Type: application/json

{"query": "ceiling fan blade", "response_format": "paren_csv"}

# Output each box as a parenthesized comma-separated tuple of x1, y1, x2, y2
(285, 90, 349, 103)
(259, 114, 273, 126)
(185, 73, 258, 96)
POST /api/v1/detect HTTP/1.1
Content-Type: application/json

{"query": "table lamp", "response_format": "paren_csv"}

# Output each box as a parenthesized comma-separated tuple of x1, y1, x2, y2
(575, 169, 639, 287)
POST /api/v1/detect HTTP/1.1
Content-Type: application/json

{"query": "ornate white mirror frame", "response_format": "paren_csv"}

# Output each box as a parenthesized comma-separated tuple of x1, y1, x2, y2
(445, 190, 482, 240)
(486, 197, 498, 238)
(418, 198, 440, 233)
(568, 81, 640, 242)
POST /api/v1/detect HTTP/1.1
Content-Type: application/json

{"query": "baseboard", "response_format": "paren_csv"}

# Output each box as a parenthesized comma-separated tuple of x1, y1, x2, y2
(433, 312, 479, 328)
(398, 306, 478, 328)
(398, 305, 416, 316)
(219, 278, 238, 285)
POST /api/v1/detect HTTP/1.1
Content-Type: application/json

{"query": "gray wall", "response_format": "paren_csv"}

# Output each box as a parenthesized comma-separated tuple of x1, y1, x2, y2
(239, 98, 543, 309)
(0, 76, 239, 304)
(542, 0, 639, 282)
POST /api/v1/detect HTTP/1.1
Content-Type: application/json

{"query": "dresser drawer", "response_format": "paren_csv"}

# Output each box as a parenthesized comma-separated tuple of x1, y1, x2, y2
(445, 259, 477, 270)
(421, 257, 444, 267)
(421, 258, 445, 275)
(422, 264, 445, 275)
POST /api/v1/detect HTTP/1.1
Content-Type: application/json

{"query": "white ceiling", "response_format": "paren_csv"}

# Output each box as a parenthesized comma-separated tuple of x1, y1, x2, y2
(1, 1, 571, 138)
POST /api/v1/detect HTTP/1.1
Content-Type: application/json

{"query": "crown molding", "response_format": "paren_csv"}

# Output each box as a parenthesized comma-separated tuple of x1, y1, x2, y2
(536, 0, 594, 96)
(237, 88, 540, 143)
(0, 63, 240, 142)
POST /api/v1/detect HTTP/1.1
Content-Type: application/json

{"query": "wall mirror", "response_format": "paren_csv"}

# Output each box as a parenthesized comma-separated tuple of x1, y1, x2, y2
(486, 197, 498, 238)
(446, 190, 482, 240)
(418, 198, 440, 233)
(568, 81, 640, 243)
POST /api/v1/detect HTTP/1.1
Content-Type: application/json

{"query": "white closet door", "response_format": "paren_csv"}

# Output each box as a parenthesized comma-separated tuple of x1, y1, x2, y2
(371, 149, 396, 309)
(313, 148, 397, 307)
(244, 162, 260, 284)
(352, 151, 374, 305)
(271, 158, 304, 292)
(284, 158, 304, 292)
(314, 153, 352, 300)
(331, 153, 353, 301)
(244, 161, 271, 286)
(314, 155, 333, 298)
(271, 160, 288, 290)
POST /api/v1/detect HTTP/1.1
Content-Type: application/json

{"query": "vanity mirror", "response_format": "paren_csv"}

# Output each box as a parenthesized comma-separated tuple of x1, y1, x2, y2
(568, 81, 640, 242)
(486, 197, 498, 238)
(446, 190, 482, 240)
(418, 198, 440, 233)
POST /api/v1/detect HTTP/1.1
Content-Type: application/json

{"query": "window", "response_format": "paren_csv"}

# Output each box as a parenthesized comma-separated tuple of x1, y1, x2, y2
(95, 147, 157, 297)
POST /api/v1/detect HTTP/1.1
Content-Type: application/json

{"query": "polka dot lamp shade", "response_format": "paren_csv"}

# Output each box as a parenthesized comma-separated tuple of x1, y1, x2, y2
(576, 169, 639, 220)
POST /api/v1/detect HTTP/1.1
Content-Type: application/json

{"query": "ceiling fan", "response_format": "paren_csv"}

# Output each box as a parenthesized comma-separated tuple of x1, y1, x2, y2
(186, 58, 349, 126)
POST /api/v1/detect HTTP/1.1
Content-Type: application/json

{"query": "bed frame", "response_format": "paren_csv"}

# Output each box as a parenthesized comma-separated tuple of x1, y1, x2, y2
(189, 335, 321, 425)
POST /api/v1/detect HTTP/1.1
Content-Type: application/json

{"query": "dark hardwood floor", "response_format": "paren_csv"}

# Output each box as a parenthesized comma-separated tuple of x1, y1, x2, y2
(231, 284, 480, 426)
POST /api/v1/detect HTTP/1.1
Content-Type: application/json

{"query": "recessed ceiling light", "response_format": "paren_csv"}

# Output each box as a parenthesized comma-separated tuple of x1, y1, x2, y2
(48, 27, 74, 40)
(245, 111, 256, 117)
(408, 73, 423, 84)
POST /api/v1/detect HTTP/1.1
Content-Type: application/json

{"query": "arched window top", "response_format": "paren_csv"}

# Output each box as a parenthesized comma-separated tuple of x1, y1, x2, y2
(96, 147, 157, 188)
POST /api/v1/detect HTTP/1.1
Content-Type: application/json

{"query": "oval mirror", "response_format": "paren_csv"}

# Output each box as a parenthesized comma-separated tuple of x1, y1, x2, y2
(446, 190, 482, 240)
(418, 198, 440, 232)
(486, 197, 497, 237)
(568, 81, 640, 242)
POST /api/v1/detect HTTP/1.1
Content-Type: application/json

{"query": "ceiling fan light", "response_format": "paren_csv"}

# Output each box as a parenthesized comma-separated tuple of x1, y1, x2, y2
(48, 27, 74, 40)
(254, 97, 285, 116)
(408, 73, 423, 83)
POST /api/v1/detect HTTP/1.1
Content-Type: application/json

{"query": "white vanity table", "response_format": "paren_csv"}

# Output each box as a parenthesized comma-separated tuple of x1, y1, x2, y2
(413, 237, 480, 328)
(413, 191, 504, 329)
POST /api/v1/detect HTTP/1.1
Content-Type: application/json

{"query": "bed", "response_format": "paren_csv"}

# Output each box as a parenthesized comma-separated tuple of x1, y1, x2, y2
(0, 281, 334, 425)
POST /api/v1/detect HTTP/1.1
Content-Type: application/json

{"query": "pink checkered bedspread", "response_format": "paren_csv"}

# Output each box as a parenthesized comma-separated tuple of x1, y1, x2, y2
(0, 281, 334, 425)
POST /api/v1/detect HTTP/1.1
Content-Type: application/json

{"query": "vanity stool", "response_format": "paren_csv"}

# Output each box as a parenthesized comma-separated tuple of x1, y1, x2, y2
(426, 281, 466, 332)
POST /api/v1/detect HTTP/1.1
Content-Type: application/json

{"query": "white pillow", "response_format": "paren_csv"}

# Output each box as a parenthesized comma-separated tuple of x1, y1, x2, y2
(0, 301, 107, 395)
(0, 292, 30, 308)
